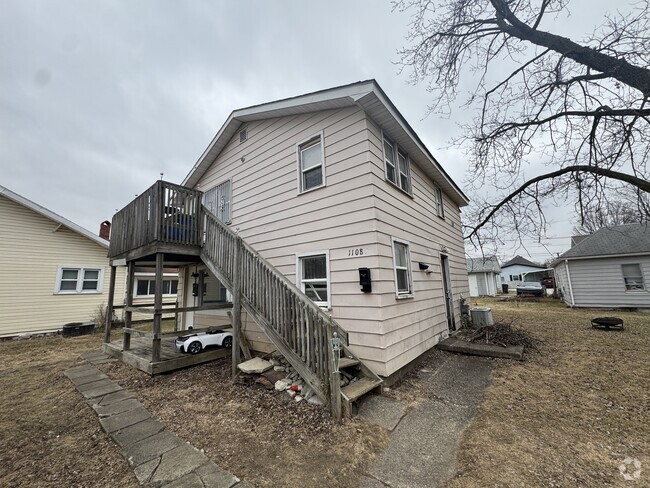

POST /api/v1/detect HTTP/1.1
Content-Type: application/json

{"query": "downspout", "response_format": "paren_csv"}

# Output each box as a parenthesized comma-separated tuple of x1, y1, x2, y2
(564, 260, 575, 307)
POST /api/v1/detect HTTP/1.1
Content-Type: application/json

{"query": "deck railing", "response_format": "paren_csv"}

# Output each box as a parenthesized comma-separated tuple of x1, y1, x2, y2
(202, 207, 349, 410)
(108, 181, 203, 258)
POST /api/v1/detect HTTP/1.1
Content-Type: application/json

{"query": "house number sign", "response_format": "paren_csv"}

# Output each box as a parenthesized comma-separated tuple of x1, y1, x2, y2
(347, 248, 366, 257)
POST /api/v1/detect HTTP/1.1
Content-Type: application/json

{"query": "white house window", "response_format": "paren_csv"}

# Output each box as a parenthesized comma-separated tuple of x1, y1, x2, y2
(622, 264, 645, 291)
(509, 274, 522, 282)
(203, 179, 232, 223)
(392, 239, 413, 297)
(135, 278, 179, 296)
(297, 252, 329, 307)
(435, 186, 445, 218)
(55, 267, 103, 294)
(383, 134, 411, 194)
(298, 134, 324, 192)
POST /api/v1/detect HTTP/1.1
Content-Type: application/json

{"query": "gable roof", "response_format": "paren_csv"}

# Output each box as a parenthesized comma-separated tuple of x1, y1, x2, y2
(466, 256, 501, 273)
(501, 255, 543, 269)
(0, 185, 108, 249)
(556, 223, 650, 261)
(182, 79, 469, 207)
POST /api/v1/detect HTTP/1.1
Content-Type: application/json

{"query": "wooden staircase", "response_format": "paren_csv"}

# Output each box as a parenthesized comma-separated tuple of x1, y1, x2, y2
(200, 207, 382, 418)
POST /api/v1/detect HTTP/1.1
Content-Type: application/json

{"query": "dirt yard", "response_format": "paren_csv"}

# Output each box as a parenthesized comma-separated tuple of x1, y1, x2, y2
(0, 323, 387, 488)
(447, 297, 650, 487)
(1, 299, 648, 487)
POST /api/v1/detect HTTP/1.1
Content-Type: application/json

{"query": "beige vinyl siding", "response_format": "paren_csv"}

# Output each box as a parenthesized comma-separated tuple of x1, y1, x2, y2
(193, 106, 384, 362)
(188, 107, 468, 377)
(131, 272, 183, 322)
(367, 117, 469, 376)
(0, 195, 125, 336)
(564, 256, 650, 308)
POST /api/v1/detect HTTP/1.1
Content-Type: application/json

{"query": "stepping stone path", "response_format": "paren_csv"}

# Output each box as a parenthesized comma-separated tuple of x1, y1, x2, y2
(66, 350, 254, 487)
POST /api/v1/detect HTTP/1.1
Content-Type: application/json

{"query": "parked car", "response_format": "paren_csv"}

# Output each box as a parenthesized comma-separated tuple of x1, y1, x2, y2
(516, 282, 544, 297)
(175, 329, 233, 354)
(541, 277, 555, 288)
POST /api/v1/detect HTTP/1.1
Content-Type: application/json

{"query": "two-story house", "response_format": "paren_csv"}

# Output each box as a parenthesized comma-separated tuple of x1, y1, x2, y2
(105, 80, 470, 413)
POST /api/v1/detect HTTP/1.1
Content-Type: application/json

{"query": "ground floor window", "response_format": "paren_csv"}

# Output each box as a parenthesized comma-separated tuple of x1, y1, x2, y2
(622, 263, 645, 291)
(392, 238, 413, 297)
(297, 251, 330, 307)
(55, 267, 103, 294)
(135, 277, 179, 296)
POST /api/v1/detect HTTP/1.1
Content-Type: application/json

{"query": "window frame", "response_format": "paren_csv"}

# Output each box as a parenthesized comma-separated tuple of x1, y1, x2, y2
(203, 178, 232, 224)
(381, 132, 412, 195)
(134, 273, 179, 297)
(621, 263, 646, 291)
(296, 132, 326, 194)
(54, 266, 104, 294)
(434, 186, 445, 218)
(296, 250, 331, 308)
(391, 237, 414, 298)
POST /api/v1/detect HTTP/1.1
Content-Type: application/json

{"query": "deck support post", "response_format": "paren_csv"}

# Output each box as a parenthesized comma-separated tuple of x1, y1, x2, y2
(327, 318, 342, 421)
(231, 235, 242, 377)
(152, 253, 164, 363)
(123, 261, 135, 351)
(104, 265, 117, 344)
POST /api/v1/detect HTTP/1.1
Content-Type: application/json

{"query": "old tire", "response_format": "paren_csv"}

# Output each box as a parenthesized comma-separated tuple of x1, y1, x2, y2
(222, 336, 232, 349)
(188, 341, 202, 355)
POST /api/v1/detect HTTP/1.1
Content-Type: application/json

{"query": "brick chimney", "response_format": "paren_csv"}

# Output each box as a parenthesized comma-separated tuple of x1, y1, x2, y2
(99, 220, 111, 240)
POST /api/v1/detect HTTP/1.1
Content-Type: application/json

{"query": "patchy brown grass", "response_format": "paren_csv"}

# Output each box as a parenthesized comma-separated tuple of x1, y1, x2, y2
(448, 298, 650, 488)
(0, 330, 138, 488)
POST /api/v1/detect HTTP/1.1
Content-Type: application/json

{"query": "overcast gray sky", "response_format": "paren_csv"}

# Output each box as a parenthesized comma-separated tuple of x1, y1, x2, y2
(0, 0, 618, 263)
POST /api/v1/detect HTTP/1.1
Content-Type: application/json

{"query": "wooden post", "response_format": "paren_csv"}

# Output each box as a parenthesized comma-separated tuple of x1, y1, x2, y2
(152, 253, 164, 363)
(104, 265, 117, 344)
(327, 317, 342, 421)
(231, 235, 242, 377)
(123, 261, 135, 351)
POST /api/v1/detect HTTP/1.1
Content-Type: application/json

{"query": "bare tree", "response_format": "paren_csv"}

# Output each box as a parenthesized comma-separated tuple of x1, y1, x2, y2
(396, 0, 650, 249)
(572, 190, 649, 234)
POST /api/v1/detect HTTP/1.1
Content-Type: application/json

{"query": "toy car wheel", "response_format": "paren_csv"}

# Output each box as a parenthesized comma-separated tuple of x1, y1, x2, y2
(222, 336, 232, 348)
(187, 341, 202, 354)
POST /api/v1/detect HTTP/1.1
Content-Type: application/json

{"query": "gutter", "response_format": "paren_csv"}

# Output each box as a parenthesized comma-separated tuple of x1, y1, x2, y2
(564, 260, 575, 307)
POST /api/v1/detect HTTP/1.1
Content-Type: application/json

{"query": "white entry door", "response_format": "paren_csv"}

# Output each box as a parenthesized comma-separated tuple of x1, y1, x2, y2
(468, 274, 479, 297)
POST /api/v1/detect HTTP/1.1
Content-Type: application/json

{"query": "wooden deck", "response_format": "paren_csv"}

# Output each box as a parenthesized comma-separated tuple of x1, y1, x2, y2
(103, 335, 230, 375)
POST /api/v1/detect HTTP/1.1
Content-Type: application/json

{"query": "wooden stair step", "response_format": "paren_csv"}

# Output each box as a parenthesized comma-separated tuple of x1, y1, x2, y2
(338, 357, 360, 369)
(341, 377, 381, 402)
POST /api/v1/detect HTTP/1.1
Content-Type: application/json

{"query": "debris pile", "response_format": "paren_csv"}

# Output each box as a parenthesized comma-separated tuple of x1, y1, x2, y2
(459, 320, 538, 350)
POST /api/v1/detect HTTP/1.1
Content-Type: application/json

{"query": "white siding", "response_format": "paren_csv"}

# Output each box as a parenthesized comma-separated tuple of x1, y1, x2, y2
(500, 264, 545, 288)
(188, 107, 468, 377)
(0, 195, 126, 336)
(562, 256, 650, 308)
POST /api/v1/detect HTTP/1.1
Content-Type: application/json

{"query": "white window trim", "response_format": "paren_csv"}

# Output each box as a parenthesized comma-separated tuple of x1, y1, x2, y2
(134, 273, 179, 298)
(296, 131, 326, 194)
(54, 266, 104, 294)
(295, 250, 331, 309)
(391, 237, 414, 299)
(381, 131, 412, 196)
(434, 185, 445, 219)
(621, 263, 646, 292)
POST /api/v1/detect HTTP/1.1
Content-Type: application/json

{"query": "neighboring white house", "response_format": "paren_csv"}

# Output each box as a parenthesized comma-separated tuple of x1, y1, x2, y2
(170, 79, 471, 378)
(466, 256, 501, 297)
(553, 223, 650, 309)
(0, 185, 127, 337)
(500, 255, 546, 290)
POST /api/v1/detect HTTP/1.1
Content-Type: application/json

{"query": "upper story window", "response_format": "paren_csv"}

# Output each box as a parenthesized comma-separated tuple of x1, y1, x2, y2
(55, 267, 103, 294)
(622, 263, 645, 291)
(383, 134, 411, 194)
(392, 238, 413, 298)
(297, 251, 330, 307)
(434, 186, 445, 218)
(297, 133, 325, 193)
(203, 179, 232, 224)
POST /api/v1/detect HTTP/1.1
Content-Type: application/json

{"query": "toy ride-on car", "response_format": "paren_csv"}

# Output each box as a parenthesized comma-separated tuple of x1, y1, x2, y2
(175, 328, 233, 354)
